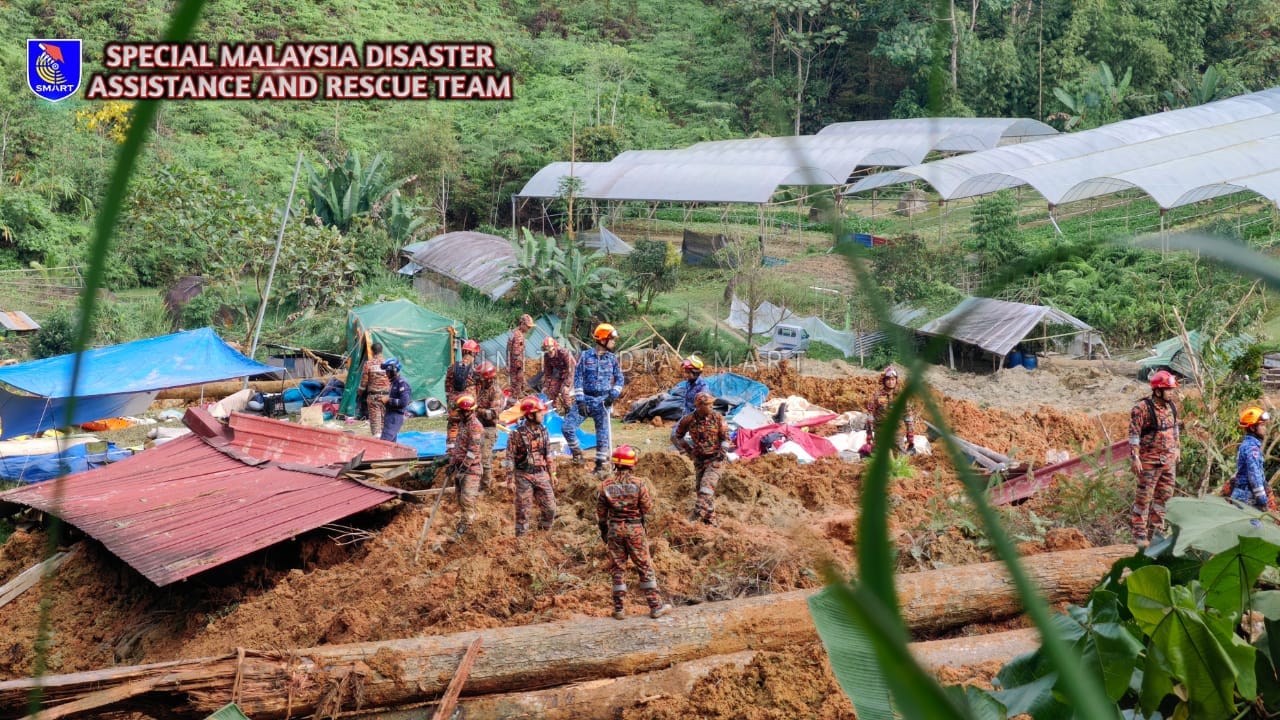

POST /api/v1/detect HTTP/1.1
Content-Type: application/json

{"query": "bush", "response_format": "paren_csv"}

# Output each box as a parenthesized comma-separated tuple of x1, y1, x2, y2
(30, 309, 76, 359)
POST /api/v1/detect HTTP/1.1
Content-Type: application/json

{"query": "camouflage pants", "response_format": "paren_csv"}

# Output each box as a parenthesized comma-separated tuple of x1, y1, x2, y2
(367, 394, 387, 439)
(693, 456, 724, 522)
(514, 469, 557, 535)
(1131, 461, 1176, 541)
(455, 465, 482, 536)
(508, 362, 526, 395)
(446, 409, 461, 450)
(479, 426, 499, 489)
(606, 522, 662, 611)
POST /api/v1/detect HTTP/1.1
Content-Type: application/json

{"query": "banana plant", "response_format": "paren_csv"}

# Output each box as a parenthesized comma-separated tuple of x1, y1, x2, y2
(307, 151, 408, 232)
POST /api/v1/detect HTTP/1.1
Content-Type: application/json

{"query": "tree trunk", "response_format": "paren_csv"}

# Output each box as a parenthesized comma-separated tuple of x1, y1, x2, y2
(0, 545, 1131, 720)
(152, 376, 341, 403)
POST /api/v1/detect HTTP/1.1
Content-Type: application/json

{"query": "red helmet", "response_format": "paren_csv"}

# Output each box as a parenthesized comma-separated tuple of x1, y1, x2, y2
(477, 361, 497, 379)
(519, 396, 547, 415)
(461, 339, 480, 354)
(541, 336, 559, 353)
(1150, 369, 1178, 389)
(611, 445, 637, 467)
(455, 394, 477, 412)
(681, 355, 704, 372)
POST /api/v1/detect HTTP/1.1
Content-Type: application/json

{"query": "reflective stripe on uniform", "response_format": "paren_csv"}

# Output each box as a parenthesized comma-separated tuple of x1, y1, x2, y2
(639, 580, 658, 590)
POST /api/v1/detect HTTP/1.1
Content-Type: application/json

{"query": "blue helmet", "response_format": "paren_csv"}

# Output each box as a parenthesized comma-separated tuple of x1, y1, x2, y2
(381, 357, 401, 373)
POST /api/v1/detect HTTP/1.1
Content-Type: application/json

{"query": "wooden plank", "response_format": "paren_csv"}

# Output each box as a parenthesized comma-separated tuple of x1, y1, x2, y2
(431, 637, 484, 720)
(0, 545, 80, 610)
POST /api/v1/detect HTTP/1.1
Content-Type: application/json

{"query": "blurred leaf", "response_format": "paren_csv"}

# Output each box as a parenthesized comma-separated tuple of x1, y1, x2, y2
(1200, 537, 1279, 620)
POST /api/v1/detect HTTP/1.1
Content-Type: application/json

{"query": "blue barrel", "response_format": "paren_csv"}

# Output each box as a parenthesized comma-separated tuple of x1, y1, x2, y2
(1005, 350, 1023, 368)
(1022, 354, 1038, 370)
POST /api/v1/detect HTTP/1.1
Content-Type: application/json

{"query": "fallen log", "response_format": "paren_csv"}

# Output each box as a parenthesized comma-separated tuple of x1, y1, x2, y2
(1, 544, 1132, 720)
(330, 629, 1045, 720)
(153, 376, 342, 403)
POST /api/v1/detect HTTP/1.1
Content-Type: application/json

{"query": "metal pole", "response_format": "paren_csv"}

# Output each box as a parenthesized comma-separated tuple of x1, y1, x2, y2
(248, 151, 305, 363)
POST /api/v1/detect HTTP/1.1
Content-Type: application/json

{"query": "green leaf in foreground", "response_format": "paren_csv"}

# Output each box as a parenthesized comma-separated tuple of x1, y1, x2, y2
(1200, 537, 1280, 620)
(1166, 497, 1280, 556)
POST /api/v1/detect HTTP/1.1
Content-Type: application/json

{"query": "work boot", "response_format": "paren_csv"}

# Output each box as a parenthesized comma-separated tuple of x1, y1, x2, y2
(649, 603, 672, 619)
(571, 449, 584, 465)
(593, 460, 608, 477)
(612, 607, 626, 620)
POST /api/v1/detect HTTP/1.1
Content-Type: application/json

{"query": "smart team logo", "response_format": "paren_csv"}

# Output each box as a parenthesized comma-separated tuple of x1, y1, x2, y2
(27, 39, 82, 102)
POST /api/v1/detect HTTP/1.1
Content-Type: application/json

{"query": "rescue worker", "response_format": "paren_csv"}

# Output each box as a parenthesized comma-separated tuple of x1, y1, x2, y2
(595, 445, 672, 620)
(445, 339, 481, 452)
(379, 358, 413, 443)
(672, 392, 731, 524)
(507, 313, 535, 395)
(541, 337, 582, 463)
(358, 341, 391, 437)
(508, 396, 558, 535)
(867, 366, 916, 453)
(1129, 369, 1181, 546)
(1231, 406, 1271, 511)
(449, 394, 484, 539)
(677, 355, 709, 419)
(473, 361, 506, 491)
(573, 323, 625, 476)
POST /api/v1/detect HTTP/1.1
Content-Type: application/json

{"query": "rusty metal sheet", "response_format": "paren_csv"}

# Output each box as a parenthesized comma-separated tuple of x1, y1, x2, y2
(0, 432, 401, 586)
(225, 412, 416, 465)
(407, 231, 516, 301)
(0, 311, 39, 332)
(989, 440, 1130, 505)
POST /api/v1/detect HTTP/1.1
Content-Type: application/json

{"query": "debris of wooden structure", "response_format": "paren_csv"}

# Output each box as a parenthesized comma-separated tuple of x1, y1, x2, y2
(989, 439, 1130, 505)
(431, 637, 483, 720)
(0, 544, 80, 610)
(924, 421, 1014, 473)
(0, 544, 1131, 719)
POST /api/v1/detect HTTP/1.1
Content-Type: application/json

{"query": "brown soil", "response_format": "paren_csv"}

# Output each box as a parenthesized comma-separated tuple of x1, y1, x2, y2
(0, 364, 1139, 716)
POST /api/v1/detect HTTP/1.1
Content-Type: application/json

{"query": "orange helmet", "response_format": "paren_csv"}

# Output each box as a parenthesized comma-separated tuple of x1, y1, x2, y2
(519, 396, 547, 416)
(1150, 369, 1178, 389)
(594, 323, 618, 343)
(461, 339, 480, 354)
(611, 445, 638, 467)
(1240, 406, 1270, 428)
(455, 394, 477, 412)
(477, 361, 497, 379)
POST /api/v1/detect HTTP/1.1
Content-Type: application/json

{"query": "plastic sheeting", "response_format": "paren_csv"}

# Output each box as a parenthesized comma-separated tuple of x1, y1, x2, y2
(341, 299, 465, 416)
(735, 415, 839, 460)
(0, 442, 133, 484)
(847, 87, 1280, 209)
(395, 408, 596, 459)
(725, 295, 923, 358)
(0, 328, 280, 439)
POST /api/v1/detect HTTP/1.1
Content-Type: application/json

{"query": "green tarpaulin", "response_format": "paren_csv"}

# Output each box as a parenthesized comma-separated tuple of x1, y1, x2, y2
(340, 299, 466, 414)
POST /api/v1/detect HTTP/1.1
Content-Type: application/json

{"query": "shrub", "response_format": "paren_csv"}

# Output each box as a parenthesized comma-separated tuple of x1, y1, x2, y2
(30, 309, 76, 359)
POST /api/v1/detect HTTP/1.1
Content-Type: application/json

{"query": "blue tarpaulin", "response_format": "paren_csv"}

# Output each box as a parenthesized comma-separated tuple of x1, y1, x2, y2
(0, 442, 134, 484)
(396, 408, 597, 459)
(0, 327, 281, 439)
(703, 373, 769, 410)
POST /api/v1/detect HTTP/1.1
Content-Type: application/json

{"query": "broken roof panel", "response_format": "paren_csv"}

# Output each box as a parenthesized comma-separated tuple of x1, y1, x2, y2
(0, 311, 39, 332)
(0, 409, 410, 586)
(915, 297, 1093, 358)
(219, 411, 417, 465)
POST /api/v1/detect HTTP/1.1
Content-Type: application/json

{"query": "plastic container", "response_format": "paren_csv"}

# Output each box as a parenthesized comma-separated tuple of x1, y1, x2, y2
(1022, 354, 1038, 370)
(1006, 350, 1024, 368)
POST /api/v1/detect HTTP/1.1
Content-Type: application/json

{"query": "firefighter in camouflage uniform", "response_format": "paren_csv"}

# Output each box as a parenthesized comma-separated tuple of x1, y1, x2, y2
(867, 366, 916, 453)
(472, 361, 507, 491)
(596, 445, 672, 620)
(507, 313, 535, 395)
(449, 394, 484, 540)
(541, 337, 582, 463)
(508, 396, 558, 535)
(445, 339, 480, 452)
(673, 392, 731, 524)
(1129, 369, 1181, 546)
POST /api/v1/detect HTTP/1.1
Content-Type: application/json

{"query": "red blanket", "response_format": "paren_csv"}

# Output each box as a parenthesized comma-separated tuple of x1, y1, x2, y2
(735, 415, 839, 460)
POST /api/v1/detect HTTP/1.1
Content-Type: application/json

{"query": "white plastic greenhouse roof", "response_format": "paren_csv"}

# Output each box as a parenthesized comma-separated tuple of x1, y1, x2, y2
(846, 88, 1280, 209)
(516, 116, 1055, 203)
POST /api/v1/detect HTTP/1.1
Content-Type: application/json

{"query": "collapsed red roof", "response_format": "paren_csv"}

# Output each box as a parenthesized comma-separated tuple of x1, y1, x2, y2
(0, 409, 415, 586)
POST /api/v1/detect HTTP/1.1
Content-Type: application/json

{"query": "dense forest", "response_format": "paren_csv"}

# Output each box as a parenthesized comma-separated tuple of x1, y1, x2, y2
(0, 0, 1278, 349)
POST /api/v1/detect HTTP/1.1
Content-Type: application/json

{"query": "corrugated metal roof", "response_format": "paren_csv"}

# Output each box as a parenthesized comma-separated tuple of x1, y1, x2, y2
(219, 412, 417, 465)
(0, 409, 410, 586)
(915, 297, 1093, 357)
(0, 311, 39, 332)
(407, 232, 516, 301)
